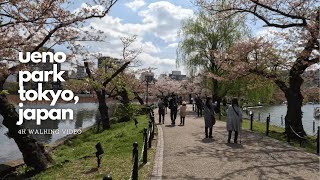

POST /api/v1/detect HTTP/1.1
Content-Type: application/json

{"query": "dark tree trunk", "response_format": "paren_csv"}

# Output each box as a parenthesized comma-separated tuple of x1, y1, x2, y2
(0, 95, 53, 171)
(284, 73, 306, 137)
(119, 88, 130, 106)
(96, 89, 110, 130)
(134, 92, 144, 105)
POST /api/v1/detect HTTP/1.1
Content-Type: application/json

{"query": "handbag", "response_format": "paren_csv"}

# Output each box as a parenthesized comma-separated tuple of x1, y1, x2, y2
(211, 107, 216, 125)
(212, 115, 216, 125)
(232, 105, 242, 122)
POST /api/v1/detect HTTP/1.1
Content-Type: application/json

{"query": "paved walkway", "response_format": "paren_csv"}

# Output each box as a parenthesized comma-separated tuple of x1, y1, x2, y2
(152, 105, 319, 180)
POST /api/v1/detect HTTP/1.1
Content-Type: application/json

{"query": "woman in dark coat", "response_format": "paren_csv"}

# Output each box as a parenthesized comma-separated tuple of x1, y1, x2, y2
(203, 97, 215, 138)
(196, 96, 203, 117)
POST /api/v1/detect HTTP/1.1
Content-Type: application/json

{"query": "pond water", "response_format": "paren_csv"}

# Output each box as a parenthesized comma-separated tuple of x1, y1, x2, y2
(0, 103, 114, 164)
(242, 104, 320, 135)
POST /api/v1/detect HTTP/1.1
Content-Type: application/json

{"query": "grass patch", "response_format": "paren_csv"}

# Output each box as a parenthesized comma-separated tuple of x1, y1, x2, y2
(217, 115, 318, 154)
(12, 115, 156, 180)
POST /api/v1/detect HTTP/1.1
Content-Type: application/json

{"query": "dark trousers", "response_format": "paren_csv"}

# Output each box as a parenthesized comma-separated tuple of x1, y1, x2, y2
(205, 127, 213, 138)
(228, 131, 239, 143)
(159, 112, 164, 124)
(197, 107, 202, 117)
(180, 116, 185, 125)
(170, 109, 177, 124)
(192, 104, 195, 111)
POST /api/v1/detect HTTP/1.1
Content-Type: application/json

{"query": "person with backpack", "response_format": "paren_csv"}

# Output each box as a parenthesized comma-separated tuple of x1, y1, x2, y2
(226, 98, 243, 143)
(169, 93, 178, 126)
(158, 97, 165, 124)
(203, 97, 215, 138)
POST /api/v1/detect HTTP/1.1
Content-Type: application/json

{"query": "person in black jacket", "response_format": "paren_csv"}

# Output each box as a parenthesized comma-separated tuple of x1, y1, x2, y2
(158, 97, 165, 124)
(168, 93, 178, 126)
(196, 96, 203, 117)
(164, 96, 169, 114)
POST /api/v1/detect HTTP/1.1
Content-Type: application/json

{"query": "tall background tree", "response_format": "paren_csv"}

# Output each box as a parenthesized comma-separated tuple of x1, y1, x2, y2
(177, 7, 248, 113)
(198, 0, 319, 137)
(0, 0, 118, 171)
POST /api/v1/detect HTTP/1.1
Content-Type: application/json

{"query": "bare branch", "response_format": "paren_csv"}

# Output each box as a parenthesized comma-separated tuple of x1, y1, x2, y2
(249, 0, 307, 20)
(102, 61, 131, 87)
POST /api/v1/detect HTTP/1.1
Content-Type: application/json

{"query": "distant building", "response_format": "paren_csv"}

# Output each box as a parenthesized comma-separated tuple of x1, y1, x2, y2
(169, 71, 186, 81)
(159, 74, 168, 79)
(140, 71, 155, 82)
(76, 65, 86, 80)
(69, 70, 77, 79)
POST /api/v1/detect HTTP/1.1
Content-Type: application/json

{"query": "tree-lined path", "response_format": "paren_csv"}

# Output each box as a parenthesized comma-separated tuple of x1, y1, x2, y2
(153, 105, 319, 179)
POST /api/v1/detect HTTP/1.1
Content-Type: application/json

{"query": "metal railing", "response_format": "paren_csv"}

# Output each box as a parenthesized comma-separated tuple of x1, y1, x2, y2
(130, 109, 155, 180)
(101, 109, 156, 180)
(248, 112, 319, 155)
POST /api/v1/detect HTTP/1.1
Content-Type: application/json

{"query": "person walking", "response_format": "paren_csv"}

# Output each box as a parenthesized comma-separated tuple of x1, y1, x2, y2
(164, 96, 169, 114)
(203, 97, 215, 138)
(169, 93, 178, 126)
(158, 97, 165, 124)
(196, 96, 203, 117)
(226, 98, 242, 143)
(179, 101, 187, 126)
(191, 96, 195, 111)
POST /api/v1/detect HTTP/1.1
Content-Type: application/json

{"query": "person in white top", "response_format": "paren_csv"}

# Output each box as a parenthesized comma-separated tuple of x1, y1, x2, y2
(226, 98, 242, 143)
(179, 101, 187, 126)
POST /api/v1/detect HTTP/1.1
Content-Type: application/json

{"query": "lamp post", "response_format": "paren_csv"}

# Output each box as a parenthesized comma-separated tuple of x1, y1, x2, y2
(145, 72, 154, 105)
(249, 111, 253, 130)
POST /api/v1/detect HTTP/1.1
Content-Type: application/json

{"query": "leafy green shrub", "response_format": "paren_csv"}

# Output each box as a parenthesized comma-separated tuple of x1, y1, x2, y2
(114, 103, 142, 122)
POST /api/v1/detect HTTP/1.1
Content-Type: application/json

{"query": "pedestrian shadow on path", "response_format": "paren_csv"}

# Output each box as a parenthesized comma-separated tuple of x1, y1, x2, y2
(225, 143, 243, 149)
(165, 125, 175, 128)
(201, 138, 215, 143)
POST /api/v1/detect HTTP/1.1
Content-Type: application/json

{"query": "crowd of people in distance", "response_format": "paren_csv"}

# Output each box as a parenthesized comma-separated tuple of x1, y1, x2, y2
(157, 93, 186, 126)
(157, 93, 242, 143)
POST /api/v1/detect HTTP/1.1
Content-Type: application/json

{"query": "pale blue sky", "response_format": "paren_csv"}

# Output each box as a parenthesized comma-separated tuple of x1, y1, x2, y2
(67, 0, 197, 75)
(65, 0, 267, 76)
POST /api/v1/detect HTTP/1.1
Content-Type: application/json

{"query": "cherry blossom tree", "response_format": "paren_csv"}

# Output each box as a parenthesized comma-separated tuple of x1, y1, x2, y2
(153, 75, 211, 102)
(153, 76, 186, 96)
(84, 36, 140, 130)
(0, 0, 118, 171)
(198, 0, 319, 137)
(118, 71, 144, 105)
(154, 76, 177, 96)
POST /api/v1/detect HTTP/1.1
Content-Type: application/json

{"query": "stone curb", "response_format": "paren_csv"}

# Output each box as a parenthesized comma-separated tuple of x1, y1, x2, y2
(151, 124, 164, 180)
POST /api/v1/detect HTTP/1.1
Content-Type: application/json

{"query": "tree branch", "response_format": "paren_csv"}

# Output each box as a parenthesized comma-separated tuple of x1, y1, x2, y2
(31, 0, 118, 52)
(249, 68, 288, 92)
(212, 8, 306, 29)
(102, 61, 130, 87)
(84, 62, 94, 80)
(249, 0, 307, 20)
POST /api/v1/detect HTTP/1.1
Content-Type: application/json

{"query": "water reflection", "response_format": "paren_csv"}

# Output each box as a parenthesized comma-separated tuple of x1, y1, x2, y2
(19, 103, 98, 143)
(243, 104, 320, 135)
